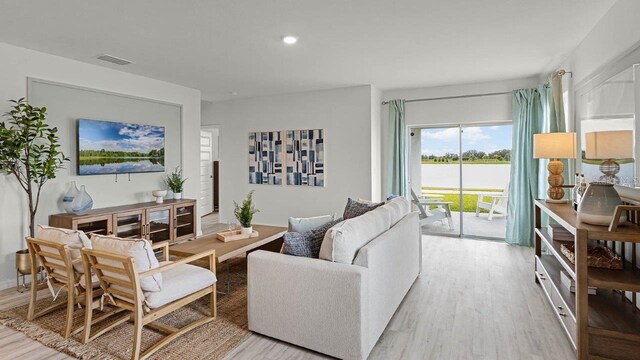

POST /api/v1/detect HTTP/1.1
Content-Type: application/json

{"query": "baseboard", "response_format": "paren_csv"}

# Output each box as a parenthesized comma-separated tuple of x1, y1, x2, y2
(0, 277, 16, 291)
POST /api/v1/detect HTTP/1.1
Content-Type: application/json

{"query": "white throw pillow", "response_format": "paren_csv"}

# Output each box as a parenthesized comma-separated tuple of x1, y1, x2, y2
(288, 214, 337, 232)
(381, 197, 411, 225)
(36, 225, 91, 273)
(319, 206, 392, 264)
(90, 234, 162, 292)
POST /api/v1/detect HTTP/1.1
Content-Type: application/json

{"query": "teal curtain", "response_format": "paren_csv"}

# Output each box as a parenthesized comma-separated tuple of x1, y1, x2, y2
(388, 99, 407, 197)
(506, 88, 543, 246)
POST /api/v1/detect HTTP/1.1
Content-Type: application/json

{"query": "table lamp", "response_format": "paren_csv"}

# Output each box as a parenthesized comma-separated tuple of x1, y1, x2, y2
(534, 132, 577, 202)
(585, 130, 633, 184)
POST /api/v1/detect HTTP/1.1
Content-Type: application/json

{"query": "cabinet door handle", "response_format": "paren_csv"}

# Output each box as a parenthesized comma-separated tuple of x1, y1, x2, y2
(558, 312, 567, 317)
(557, 306, 563, 310)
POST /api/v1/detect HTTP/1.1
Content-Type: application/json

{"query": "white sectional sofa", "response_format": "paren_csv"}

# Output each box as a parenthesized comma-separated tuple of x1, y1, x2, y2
(247, 199, 421, 359)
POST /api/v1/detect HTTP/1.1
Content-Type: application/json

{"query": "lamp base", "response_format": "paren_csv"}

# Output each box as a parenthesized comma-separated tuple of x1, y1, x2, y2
(546, 159, 566, 202)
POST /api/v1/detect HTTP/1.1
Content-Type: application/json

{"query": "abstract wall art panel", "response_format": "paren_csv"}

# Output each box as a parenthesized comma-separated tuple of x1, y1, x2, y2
(286, 129, 325, 187)
(249, 131, 283, 185)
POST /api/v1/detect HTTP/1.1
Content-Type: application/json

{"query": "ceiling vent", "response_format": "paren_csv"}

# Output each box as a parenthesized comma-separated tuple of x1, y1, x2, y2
(96, 54, 134, 66)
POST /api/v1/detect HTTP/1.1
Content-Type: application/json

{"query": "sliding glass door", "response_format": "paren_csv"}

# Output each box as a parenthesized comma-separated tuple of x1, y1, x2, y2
(411, 123, 511, 240)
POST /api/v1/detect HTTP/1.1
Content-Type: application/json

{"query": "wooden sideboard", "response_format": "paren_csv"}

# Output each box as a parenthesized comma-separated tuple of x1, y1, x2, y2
(534, 200, 640, 360)
(50, 199, 197, 243)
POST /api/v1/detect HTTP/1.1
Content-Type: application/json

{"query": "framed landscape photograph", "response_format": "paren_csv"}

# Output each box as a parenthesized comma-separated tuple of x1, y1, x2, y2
(77, 119, 165, 175)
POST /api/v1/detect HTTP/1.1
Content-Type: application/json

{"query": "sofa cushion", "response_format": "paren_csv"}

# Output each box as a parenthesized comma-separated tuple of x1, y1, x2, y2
(342, 198, 384, 219)
(144, 263, 216, 309)
(283, 218, 343, 258)
(381, 196, 411, 225)
(288, 214, 337, 233)
(90, 234, 163, 292)
(320, 206, 391, 264)
(36, 225, 91, 274)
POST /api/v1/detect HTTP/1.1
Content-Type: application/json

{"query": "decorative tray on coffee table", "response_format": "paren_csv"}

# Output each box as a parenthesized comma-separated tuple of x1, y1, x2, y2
(216, 230, 260, 242)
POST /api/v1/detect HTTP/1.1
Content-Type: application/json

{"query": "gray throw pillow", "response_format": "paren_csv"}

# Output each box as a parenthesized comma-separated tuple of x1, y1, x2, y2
(283, 218, 343, 258)
(342, 198, 384, 219)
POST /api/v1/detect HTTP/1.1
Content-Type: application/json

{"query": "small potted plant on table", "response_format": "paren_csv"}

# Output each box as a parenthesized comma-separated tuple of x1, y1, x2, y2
(165, 166, 187, 200)
(234, 191, 260, 235)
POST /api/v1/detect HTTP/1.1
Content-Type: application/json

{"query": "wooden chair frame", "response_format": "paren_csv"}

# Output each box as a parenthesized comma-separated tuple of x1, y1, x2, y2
(81, 244, 216, 360)
(26, 237, 110, 338)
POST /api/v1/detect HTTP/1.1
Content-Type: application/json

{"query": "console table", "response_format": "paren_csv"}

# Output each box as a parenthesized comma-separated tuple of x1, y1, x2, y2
(50, 199, 197, 243)
(534, 200, 640, 359)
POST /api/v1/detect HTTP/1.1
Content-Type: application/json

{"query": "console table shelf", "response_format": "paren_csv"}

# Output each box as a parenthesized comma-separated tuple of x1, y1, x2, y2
(50, 199, 197, 243)
(534, 200, 640, 360)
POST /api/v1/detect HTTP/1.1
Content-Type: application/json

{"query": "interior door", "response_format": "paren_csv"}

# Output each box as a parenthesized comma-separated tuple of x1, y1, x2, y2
(199, 131, 214, 216)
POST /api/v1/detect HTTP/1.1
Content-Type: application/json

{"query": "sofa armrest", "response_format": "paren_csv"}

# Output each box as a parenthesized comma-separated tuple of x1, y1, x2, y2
(248, 250, 369, 360)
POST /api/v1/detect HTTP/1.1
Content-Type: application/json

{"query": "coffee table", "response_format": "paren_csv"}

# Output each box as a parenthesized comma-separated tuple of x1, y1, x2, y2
(170, 224, 287, 293)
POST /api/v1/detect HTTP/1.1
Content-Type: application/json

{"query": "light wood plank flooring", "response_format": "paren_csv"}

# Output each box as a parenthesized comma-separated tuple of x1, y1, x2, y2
(0, 235, 574, 360)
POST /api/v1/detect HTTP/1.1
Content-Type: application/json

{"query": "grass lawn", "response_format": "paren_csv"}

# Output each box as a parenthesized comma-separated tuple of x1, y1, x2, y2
(421, 160, 510, 164)
(421, 187, 503, 213)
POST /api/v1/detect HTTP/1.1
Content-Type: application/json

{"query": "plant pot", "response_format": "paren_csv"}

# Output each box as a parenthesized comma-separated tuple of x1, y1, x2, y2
(577, 182, 626, 226)
(173, 192, 183, 200)
(240, 226, 253, 235)
(16, 249, 32, 276)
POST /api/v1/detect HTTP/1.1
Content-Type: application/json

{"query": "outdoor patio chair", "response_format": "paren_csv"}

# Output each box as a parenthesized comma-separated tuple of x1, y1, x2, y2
(475, 182, 509, 220)
(410, 189, 454, 230)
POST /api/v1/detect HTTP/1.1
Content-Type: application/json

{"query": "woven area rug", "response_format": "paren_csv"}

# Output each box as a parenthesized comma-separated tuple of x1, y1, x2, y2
(0, 258, 250, 360)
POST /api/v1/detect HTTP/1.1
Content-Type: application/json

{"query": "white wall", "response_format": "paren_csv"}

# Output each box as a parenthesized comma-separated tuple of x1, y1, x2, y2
(0, 42, 201, 289)
(380, 77, 539, 198)
(202, 85, 377, 225)
(559, 0, 640, 86)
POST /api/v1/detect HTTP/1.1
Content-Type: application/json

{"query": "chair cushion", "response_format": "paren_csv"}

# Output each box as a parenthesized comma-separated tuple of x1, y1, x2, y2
(78, 273, 101, 289)
(144, 264, 217, 309)
(37, 225, 91, 274)
(90, 234, 163, 292)
(320, 205, 391, 264)
(283, 218, 343, 258)
(288, 214, 337, 233)
(342, 198, 384, 219)
(381, 197, 411, 226)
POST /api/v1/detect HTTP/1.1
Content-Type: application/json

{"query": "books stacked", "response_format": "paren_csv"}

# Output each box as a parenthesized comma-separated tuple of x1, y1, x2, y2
(560, 271, 597, 295)
(548, 225, 573, 242)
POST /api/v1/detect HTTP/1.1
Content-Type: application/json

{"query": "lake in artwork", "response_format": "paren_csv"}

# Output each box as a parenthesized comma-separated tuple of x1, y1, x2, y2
(78, 119, 165, 175)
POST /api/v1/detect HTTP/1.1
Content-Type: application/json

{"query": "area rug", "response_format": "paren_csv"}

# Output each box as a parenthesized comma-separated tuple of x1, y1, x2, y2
(0, 258, 250, 360)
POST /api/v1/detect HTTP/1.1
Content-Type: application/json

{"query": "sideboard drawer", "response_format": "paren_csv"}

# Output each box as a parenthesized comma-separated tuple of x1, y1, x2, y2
(535, 257, 553, 298)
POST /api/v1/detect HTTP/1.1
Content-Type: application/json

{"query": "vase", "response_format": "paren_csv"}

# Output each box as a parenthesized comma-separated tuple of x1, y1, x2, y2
(241, 226, 253, 235)
(71, 185, 94, 215)
(173, 192, 183, 200)
(577, 182, 626, 226)
(62, 181, 80, 213)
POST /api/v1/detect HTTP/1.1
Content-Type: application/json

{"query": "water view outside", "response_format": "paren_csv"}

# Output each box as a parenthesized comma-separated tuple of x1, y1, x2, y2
(419, 125, 512, 239)
(78, 119, 165, 175)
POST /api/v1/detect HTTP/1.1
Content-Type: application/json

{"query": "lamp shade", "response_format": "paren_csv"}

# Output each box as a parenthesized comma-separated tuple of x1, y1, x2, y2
(533, 132, 577, 159)
(585, 130, 633, 159)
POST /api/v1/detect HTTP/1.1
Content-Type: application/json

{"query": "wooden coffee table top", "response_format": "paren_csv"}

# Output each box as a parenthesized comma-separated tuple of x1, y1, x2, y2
(170, 224, 287, 263)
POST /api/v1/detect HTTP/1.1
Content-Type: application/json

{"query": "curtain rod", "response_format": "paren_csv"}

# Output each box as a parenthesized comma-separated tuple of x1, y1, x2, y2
(381, 91, 512, 105)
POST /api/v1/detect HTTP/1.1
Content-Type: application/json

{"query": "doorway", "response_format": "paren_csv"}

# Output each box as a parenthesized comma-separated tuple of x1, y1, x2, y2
(199, 128, 219, 217)
(411, 123, 511, 240)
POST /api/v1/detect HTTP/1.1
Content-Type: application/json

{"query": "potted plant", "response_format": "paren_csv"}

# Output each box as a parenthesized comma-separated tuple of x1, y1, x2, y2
(0, 99, 68, 275)
(234, 190, 260, 235)
(165, 166, 187, 199)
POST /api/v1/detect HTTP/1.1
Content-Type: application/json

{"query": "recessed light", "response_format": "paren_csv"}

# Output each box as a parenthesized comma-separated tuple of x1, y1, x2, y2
(282, 35, 298, 45)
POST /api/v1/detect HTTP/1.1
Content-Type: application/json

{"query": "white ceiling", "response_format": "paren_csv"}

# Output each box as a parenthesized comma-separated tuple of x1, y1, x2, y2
(0, 0, 616, 101)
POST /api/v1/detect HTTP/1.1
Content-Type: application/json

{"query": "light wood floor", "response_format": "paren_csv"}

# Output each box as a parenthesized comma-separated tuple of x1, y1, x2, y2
(0, 235, 575, 360)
